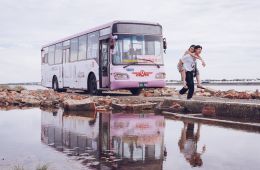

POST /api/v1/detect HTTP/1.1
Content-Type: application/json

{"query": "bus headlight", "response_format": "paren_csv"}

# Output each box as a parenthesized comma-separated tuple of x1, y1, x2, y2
(155, 72, 166, 79)
(114, 73, 129, 80)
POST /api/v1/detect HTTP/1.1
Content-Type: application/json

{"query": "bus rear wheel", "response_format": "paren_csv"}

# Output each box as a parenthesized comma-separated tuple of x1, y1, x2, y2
(52, 77, 59, 92)
(88, 74, 98, 95)
(52, 77, 66, 92)
(130, 88, 142, 96)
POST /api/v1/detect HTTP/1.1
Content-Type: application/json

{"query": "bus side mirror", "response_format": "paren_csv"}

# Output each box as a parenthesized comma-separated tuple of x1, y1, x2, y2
(163, 38, 167, 53)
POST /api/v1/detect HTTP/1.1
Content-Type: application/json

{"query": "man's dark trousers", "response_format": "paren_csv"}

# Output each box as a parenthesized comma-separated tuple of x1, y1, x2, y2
(179, 71, 194, 99)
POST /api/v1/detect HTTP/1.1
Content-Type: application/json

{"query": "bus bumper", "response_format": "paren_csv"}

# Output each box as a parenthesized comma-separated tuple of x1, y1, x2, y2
(110, 80, 166, 90)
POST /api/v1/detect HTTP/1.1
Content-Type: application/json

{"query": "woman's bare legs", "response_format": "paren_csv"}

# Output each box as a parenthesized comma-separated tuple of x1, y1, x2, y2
(181, 70, 188, 88)
(196, 74, 201, 86)
(196, 74, 204, 88)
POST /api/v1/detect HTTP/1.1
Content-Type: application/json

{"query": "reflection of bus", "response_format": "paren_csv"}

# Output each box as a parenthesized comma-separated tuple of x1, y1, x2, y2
(41, 109, 165, 169)
(41, 21, 167, 95)
(41, 109, 99, 155)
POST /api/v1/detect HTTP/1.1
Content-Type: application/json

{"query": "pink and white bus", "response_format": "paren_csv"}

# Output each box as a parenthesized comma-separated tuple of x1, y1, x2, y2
(41, 20, 167, 95)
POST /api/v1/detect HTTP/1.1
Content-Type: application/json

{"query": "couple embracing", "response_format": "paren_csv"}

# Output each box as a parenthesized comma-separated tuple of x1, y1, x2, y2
(177, 45, 206, 99)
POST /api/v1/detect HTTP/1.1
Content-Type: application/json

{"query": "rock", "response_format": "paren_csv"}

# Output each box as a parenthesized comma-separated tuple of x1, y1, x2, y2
(12, 85, 26, 93)
(143, 91, 154, 97)
(202, 105, 216, 117)
(223, 93, 236, 99)
(251, 89, 260, 99)
(171, 102, 182, 109)
(203, 92, 212, 97)
(40, 98, 60, 108)
(21, 90, 31, 95)
(169, 102, 184, 112)
(21, 97, 41, 106)
(97, 97, 112, 106)
(238, 92, 251, 99)
(111, 102, 156, 111)
(63, 98, 96, 111)
(96, 106, 109, 112)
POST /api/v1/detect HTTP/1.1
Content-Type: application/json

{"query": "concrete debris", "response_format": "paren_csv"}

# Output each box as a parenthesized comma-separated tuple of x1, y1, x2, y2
(0, 85, 259, 112)
(202, 105, 216, 117)
(63, 98, 96, 111)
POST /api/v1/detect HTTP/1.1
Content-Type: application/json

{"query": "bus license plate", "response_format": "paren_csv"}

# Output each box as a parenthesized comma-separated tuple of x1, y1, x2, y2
(139, 82, 147, 87)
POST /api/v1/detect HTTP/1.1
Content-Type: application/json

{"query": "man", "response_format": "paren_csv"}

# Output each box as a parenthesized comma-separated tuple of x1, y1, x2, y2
(179, 45, 203, 99)
(177, 45, 196, 88)
(178, 122, 206, 167)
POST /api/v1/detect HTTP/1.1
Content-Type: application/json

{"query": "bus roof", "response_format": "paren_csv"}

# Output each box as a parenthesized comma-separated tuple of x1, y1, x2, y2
(41, 20, 161, 49)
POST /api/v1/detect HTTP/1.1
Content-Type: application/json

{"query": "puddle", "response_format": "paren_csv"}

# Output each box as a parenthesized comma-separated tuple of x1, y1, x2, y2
(0, 108, 260, 170)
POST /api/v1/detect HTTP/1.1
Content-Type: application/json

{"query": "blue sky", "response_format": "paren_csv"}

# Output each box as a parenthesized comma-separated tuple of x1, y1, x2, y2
(0, 0, 259, 83)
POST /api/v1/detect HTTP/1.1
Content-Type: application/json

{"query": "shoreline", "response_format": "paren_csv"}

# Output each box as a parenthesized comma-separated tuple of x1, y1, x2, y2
(167, 82, 260, 86)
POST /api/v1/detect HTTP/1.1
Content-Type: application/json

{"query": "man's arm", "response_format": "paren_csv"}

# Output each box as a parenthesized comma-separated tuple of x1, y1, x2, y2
(187, 51, 206, 67)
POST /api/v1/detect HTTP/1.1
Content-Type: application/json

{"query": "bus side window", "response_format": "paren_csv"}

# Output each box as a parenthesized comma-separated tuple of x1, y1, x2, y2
(41, 48, 48, 64)
(78, 35, 87, 60)
(63, 40, 70, 63)
(87, 31, 99, 59)
(48, 45, 55, 65)
(70, 37, 79, 62)
(55, 43, 63, 64)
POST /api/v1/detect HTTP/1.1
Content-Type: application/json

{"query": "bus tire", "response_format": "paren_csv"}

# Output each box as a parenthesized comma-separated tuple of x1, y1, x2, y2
(52, 76, 59, 92)
(130, 88, 142, 96)
(88, 74, 98, 95)
(52, 76, 67, 92)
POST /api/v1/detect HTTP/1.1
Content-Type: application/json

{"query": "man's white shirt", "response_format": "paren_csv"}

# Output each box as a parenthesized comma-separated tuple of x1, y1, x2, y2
(181, 54, 195, 71)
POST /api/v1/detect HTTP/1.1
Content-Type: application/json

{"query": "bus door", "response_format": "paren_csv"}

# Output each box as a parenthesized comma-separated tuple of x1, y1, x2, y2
(62, 48, 70, 87)
(99, 40, 109, 88)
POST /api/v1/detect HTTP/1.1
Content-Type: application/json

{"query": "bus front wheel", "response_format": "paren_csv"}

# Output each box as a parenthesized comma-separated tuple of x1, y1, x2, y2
(88, 74, 98, 95)
(130, 88, 142, 96)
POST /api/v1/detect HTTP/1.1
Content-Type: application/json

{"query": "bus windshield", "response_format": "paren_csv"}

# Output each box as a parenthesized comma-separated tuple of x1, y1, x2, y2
(112, 35, 163, 65)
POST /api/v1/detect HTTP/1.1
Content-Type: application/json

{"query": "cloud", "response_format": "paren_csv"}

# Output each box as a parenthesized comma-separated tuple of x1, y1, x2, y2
(0, 0, 260, 83)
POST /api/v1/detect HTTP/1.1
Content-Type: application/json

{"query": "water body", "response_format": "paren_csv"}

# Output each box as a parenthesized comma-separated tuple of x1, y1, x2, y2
(21, 84, 260, 92)
(169, 84, 260, 92)
(0, 108, 260, 170)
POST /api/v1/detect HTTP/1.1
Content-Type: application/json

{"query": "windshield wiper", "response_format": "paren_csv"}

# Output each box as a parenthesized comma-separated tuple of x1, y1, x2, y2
(123, 62, 138, 68)
(137, 58, 160, 68)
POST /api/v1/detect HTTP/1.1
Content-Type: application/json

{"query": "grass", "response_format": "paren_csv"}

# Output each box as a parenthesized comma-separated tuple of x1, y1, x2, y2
(13, 165, 24, 170)
(0, 85, 12, 90)
(12, 85, 26, 92)
(0, 85, 26, 92)
(12, 164, 48, 170)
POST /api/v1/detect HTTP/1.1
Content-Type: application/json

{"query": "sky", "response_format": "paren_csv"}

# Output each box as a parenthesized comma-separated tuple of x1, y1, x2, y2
(0, 0, 260, 83)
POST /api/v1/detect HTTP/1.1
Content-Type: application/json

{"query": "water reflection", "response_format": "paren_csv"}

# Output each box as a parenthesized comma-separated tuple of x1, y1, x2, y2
(178, 122, 206, 167)
(41, 109, 166, 169)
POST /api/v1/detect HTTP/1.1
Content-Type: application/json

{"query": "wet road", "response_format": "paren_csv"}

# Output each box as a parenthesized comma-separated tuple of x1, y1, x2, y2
(0, 108, 260, 170)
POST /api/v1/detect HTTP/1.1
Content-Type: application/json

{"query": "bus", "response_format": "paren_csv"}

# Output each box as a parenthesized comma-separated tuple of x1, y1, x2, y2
(41, 20, 167, 95)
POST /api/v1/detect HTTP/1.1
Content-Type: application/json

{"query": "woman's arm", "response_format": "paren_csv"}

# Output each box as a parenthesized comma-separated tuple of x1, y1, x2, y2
(187, 51, 201, 60)
(187, 52, 206, 67)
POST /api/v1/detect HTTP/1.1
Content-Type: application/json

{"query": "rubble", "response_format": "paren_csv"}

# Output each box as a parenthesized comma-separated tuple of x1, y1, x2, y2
(0, 85, 259, 113)
(202, 105, 216, 117)
(142, 87, 260, 100)
(111, 98, 156, 111)
(142, 88, 177, 97)
(63, 98, 96, 111)
(112, 102, 156, 111)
